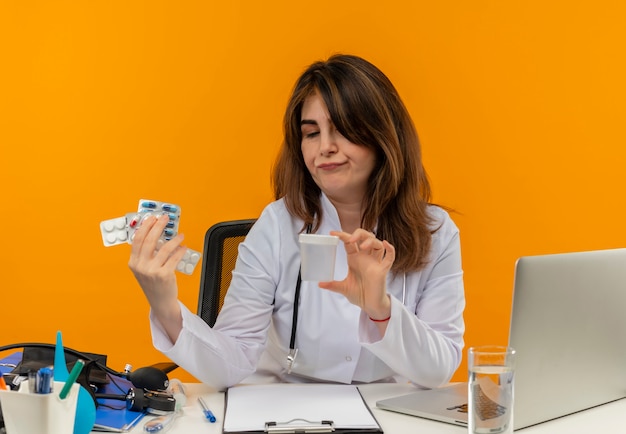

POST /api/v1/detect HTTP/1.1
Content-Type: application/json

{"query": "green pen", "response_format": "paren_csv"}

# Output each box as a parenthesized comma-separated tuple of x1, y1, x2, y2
(59, 359, 85, 400)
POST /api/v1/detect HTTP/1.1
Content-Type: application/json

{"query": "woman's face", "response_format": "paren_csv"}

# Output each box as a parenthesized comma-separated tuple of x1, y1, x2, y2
(300, 92, 376, 206)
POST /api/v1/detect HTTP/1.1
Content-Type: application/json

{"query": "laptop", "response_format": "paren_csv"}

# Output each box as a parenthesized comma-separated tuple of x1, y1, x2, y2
(377, 248, 626, 430)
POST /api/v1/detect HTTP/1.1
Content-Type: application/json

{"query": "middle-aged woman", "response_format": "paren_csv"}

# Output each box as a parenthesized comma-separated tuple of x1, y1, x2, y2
(129, 54, 465, 391)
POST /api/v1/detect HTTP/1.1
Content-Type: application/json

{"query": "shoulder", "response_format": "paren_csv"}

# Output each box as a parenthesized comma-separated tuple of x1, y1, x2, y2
(427, 205, 458, 230)
(248, 198, 302, 242)
(426, 205, 460, 246)
(254, 198, 292, 228)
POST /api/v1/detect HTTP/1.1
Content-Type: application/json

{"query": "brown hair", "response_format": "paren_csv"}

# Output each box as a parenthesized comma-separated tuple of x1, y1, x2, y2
(272, 54, 434, 273)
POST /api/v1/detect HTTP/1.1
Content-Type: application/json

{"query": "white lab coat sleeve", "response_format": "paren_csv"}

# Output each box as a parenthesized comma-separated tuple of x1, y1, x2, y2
(149, 205, 283, 390)
(359, 217, 465, 389)
(150, 303, 262, 390)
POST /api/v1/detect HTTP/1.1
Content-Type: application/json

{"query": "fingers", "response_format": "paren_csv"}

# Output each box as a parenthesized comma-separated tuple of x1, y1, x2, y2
(130, 214, 169, 257)
(129, 214, 186, 272)
(318, 279, 344, 294)
(159, 242, 188, 272)
(381, 240, 396, 271)
(330, 229, 389, 260)
(321, 230, 395, 312)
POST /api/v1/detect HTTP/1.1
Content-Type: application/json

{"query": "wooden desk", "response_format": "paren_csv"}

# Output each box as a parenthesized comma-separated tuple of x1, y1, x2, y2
(115, 382, 626, 433)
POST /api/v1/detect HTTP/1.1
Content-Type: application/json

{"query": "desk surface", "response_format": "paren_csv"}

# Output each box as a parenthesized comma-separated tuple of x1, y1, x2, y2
(111, 382, 626, 434)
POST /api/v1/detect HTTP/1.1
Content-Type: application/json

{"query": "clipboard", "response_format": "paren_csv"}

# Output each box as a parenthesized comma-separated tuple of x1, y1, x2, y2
(222, 384, 383, 433)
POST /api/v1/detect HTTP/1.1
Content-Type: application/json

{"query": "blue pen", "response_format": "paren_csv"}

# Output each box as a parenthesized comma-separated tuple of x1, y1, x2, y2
(198, 397, 216, 423)
(36, 366, 54, 394)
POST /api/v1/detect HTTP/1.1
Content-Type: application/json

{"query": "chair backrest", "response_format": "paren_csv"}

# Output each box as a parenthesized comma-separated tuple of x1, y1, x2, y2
(197, 219, 256, 327)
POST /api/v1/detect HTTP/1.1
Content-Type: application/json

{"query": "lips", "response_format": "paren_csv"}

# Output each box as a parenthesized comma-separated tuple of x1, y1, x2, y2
(317, 162, 346, 170)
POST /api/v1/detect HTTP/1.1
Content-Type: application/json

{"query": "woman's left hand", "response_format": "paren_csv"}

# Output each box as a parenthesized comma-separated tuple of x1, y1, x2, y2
(318, 229, 395, 320)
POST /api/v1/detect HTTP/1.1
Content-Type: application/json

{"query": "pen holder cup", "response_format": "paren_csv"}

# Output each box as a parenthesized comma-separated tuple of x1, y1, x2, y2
(0, 380, 79, 434)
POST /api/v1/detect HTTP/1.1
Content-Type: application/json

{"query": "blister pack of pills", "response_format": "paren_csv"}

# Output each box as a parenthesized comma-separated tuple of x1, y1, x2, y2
(100, 199, 201, 275)
(100, 216, 129, 247)
(128, 199, 182, 245)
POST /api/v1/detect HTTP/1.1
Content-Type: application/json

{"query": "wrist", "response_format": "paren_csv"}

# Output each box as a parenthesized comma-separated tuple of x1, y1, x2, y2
(367, 294, 391, 322)
(369, 314, 391, 322)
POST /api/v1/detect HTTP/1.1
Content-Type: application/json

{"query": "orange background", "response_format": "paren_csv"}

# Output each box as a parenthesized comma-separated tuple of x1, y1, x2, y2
(1, 1, 625, 384)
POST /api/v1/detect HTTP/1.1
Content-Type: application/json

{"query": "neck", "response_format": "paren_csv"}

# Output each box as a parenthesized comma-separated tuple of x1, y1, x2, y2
(327, 195, 363, 234)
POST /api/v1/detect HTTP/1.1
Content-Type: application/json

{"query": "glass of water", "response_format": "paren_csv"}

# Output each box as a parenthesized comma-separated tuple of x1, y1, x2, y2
(468, 346, 516, 434)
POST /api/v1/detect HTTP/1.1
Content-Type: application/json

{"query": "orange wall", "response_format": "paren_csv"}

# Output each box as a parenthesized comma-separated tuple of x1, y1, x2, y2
(1, 1, 625, 383)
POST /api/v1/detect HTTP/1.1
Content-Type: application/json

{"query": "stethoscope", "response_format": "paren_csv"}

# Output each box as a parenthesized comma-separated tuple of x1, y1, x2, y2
(286, 224, 310, 374)
(286, 225, 407, 374)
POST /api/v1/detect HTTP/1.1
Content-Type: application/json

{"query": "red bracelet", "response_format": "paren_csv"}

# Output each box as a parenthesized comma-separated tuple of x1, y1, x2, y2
(369, 315, 391, 322)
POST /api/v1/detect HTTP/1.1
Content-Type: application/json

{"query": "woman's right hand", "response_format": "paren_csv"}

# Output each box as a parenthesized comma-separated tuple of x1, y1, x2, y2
(128, 214, 188, 342)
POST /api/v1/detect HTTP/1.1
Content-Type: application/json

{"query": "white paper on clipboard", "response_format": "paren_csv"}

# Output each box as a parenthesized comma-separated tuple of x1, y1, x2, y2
(223, 384, 382, 433)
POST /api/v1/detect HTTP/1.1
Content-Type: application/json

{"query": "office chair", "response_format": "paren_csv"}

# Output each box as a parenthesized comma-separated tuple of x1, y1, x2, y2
(197, 219, 256, 327)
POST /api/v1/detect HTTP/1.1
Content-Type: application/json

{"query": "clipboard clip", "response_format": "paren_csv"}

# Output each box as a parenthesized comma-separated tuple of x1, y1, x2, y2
(265, 419, 335, 433)
(286, 348, 298, 374)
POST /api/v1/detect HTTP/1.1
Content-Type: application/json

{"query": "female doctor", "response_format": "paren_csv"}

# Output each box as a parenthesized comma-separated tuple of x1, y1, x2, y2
(129, 54, 465, 390)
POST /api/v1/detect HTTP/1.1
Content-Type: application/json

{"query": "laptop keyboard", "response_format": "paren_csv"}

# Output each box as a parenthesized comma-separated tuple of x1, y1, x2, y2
(447, 386, 506, 421)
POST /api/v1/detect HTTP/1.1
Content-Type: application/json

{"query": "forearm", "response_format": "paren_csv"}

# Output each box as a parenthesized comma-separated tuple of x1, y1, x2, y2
(149, 299, 183, 344)
(360, 295, 464, 388)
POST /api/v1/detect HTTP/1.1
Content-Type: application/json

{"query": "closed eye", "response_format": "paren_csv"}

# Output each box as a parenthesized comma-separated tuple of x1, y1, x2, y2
(301, 119, 320, 140)
(300, 118, 343, 141)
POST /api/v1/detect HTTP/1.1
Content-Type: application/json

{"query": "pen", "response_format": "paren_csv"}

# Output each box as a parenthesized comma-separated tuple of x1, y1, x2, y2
(28, 370, 37, 393)
(59, 359, 84, 400)
(36, 367, 54, 394)
(198, 397, 216, 423)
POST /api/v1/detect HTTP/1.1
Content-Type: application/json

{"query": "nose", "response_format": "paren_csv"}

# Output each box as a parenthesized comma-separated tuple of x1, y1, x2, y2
(319, 130, 338, 156)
